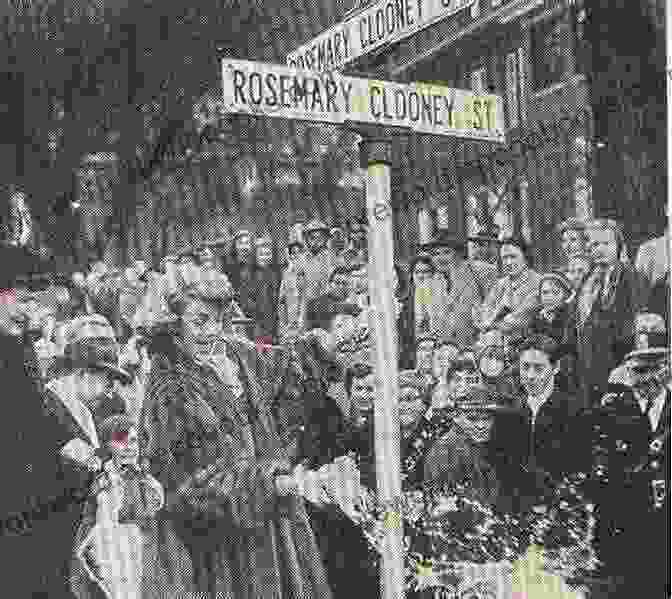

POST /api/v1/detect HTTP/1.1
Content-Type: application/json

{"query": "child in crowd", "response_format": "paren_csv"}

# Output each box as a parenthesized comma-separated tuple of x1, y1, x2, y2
(71, 415, 191, 599)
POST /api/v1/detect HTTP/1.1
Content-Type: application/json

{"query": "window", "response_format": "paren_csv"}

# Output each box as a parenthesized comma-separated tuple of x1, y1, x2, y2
(505, 49, 525, 128)
(471, 66, 486, 93)
(531, 14, 572, 90)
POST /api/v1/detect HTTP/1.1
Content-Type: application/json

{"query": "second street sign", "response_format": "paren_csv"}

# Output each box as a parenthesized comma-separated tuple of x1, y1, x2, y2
(222, 60, 506, 143)
(286, 0, 475, 72)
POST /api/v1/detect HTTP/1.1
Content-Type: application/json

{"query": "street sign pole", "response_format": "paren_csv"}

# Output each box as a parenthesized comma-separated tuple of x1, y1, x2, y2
(361, 136, 404, 599)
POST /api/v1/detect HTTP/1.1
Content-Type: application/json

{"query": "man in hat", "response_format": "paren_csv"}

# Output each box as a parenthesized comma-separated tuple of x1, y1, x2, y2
(423, 385, 503, 508)
(297, 219, 336, 330)
(468, 227, 500, 265)
(556, 217, 589, 262)
(278, 225, 307, 343)
(141, 275, 336, 599)
(591, 340, 670, 598)
(476, 236, 542, 340)
(422, 228, 498, 348)
(573, 218, 646, 408)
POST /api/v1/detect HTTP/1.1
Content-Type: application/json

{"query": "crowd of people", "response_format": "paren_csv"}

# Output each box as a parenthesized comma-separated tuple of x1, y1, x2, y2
(0, 214, 669, 598)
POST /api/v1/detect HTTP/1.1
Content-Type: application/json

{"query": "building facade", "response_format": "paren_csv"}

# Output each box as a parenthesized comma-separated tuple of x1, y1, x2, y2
(70, 0, 663, 271)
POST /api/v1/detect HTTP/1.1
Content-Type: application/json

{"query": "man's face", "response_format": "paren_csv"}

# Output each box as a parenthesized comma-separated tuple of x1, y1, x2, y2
(256, 244, 273, 268)
(351, 373, 375, 417)
(235, 235, 253, 262)
(589, 228, 619, 267)
(399, 389, 425, 433)
(416, 341, 434, 373)
(431, 246, 457, 272)
(454, 410, 493, 443)
(540, 280, 567, 311)
(447, 369, 480, 399)
(288, 244, 304, 260)
(520, 348, 558, 396)
(566, 257, 591, 289)
(328, 273, 350, 301)
(350, 268, 368, 296)
(0, 288, 41, 338)
(181, 297, 225, 357)
(413, 261, 433, 286)
(561, 229, 586, 256)
(433, 344, 459, 380)
(306, 230, 328, 254)
(500, 244, 527, 278)
(109, 426, 140, 466)
(320, 312, 361, 359)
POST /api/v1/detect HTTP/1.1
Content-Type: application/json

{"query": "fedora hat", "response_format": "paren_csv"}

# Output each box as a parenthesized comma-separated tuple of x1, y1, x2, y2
(54, 314, 131, 384)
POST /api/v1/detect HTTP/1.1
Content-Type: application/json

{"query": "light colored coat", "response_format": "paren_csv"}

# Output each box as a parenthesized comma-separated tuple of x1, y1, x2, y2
(427, 260, 499, 347)
(477, 268, 542, 337)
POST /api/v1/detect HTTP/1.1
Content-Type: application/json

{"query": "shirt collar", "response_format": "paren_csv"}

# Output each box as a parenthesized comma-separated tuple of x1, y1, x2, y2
(526, 382, 555, 418)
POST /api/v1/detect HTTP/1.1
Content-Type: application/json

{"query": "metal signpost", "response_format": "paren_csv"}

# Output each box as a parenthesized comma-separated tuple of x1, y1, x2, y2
(286, 0, 476, 72)
(222, 58, 506, 599)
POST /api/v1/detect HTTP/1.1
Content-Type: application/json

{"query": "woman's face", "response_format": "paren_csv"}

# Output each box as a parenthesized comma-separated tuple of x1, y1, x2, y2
(256, 244, 273, 268)
(540, 280, 567, 310)
(181, 297, 225, 357)
(447, 369, 480, 399)
(566, 257, 591, 289)
(109, 426, 140, 466)
(454, 410, 493, 443)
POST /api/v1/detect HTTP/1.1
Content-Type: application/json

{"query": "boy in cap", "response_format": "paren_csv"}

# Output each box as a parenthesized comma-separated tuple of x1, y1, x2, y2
(423, 385, 503, 508)
(528, 271, 575, 343)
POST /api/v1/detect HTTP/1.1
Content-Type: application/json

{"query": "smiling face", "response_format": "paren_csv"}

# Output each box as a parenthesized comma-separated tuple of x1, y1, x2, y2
(519, 348, 558, 397)
(500, 243, 527, 278)
(181, 297, 225, 358)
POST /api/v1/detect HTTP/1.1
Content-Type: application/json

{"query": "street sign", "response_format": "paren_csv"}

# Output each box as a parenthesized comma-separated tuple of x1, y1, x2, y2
(222, 59, 506, 143)
(286, 0, 475, 72)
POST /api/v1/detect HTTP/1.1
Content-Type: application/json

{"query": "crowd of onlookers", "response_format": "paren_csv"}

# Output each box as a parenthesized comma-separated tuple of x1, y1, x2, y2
(0, 215, 669, 599)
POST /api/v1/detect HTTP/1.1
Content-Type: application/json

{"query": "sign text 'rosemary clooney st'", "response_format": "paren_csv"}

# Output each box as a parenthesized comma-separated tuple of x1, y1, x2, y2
(286, 0, 475, 72)
(222, 60, 505, 143)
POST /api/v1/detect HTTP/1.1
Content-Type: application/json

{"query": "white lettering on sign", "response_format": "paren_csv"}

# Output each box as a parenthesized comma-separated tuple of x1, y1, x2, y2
(222, 60, 506, 143)
(286, 0, 475, 72)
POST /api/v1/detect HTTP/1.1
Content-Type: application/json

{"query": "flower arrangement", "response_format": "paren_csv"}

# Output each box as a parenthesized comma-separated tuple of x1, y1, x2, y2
(326, 474, 599, 593)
